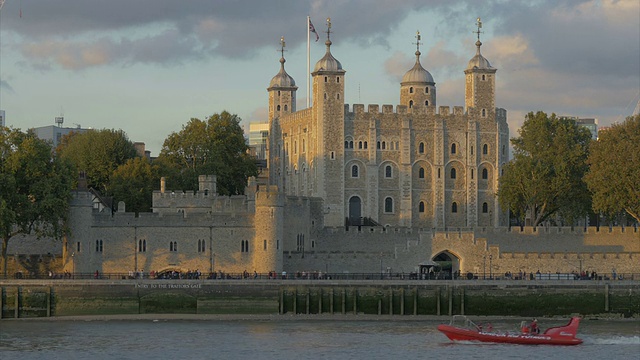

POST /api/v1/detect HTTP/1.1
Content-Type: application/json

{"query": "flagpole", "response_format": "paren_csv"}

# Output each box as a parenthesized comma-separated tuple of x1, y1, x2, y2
(307, 15, 310, 108)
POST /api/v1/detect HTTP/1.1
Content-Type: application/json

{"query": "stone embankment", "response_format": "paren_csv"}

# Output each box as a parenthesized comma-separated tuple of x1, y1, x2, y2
(1, 279, 638, 319)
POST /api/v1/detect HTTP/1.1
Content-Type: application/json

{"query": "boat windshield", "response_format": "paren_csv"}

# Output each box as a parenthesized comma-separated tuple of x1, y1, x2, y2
(449, 315, 481, 331)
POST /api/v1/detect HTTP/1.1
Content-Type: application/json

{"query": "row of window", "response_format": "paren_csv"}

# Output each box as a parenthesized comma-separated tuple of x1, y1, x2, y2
(408, 86, 430, 94)
(377, 197, 492, 214)
(93, 239, 270, 253)
(344, 140, 503, 156)
(350, 164, 491, 180)
(408, 100, 429, 108)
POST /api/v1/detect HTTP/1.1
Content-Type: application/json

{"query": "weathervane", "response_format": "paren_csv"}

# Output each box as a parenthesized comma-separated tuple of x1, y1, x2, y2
(326, 17, 332, 41)
(475, 17, 483, 42)
(414, 30, 422, 53)
(280, 36, 286, 58)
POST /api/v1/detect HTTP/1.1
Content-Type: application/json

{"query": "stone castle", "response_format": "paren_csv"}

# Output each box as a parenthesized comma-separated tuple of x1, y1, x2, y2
(5, 21, 639, 278)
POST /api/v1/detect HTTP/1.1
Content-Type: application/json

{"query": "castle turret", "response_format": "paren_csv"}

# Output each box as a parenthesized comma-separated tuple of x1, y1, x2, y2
(464, 18, 497, 119)
(400, 31, 436, 110)
(311, 18, 346, 226)
(267, 37, 297, 121)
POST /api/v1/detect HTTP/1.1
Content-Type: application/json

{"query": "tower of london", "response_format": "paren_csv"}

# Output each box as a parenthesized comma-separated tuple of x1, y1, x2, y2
(10, 20, 636, 279)
(267, 24, 509, 230)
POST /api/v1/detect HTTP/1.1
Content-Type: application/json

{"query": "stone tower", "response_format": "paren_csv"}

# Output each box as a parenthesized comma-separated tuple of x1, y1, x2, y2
(464, 18, 497, 119)
(311, 19, 346, 226)
(252, 186, 284, 273)
(400, 31, 436, 110)
(267, 37, 297, 192)
(267, 37, 297, 122)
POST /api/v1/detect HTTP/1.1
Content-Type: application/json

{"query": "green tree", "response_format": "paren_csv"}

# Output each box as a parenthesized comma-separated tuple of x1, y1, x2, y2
(0, 127, 75, 276)
(110, 157, 158, 214)
(585, 115, 640, 224)
(498, 112, 592, 227)
(156, 111, 258, 195)
(57, 129, 138, 194)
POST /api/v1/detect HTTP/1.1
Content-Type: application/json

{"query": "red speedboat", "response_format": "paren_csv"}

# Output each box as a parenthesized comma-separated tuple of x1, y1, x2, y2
(438, 316, 583, 345)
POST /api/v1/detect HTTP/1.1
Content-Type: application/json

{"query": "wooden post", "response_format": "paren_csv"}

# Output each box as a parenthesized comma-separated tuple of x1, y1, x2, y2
(448, 286, 452, 316)
(413, 287, 418, 315)
(389, 289, 393, 315)
(279, 289, 284, 314)
(47, 287, 52, 317)
(460, 287, 465, 315)
(353, 289, 357, 315)
(400, 288, 405, 315)
(293, 289, 297, 314)
(318, 288, 323, 314)
(15, 288, 19, 319)
(436, 287, 441, 316)
(330, 288, 334, 314)
(604, 284, 609, 312)
(378, 298, 382, 315)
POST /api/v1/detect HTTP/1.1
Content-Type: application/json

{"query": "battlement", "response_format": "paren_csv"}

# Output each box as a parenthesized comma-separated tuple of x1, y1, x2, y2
(279, 107, 312, 125)
(344, 104, 467, 118)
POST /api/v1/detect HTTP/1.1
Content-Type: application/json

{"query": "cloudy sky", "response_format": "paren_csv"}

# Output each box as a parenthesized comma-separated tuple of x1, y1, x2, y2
(0, 0, 638, 156)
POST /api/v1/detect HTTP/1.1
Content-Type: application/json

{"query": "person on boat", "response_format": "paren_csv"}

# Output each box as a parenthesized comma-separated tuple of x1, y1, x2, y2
(530, 319, 540, 334)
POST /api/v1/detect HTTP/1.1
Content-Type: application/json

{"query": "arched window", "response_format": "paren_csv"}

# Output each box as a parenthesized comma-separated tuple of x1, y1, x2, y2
(382, 142, 386, 150)
(351, 165, 359, 178)
(385, 165, 392, 178)
(263, 239, 267, 250)
(451, 168, 456, 179)
(364, 141, 368, 149)
(419, 201, 425, 213)
(349, 140, 354, 149)
(482, 109, 486, 117)
(471, 169, 474, 180)
(419, 142, 425, 153)
(425, 87, 429, 94)
(324, 76, 328, 82)
(336, 77, 340, 83)
(482, 168, 488, 179)
(377, 141, 381, 149)
(284, 104, 288, 111)
(276, 105, 281, 111)
(482, 74, 486, 81)
(409, 100, 413, 108)
(277, 90, 281, 96)
(452, 202, 458, 213)
(483, 144, 488, 155)
(358, 141, 363, 149)
(169, 242, 173, 252)
(482, 202, 489, 213)
(409, 87, 414, 94)
(451, 143, 456, 154)
(345, 141, 349, 148)
(337, 93, 340, 100)
(384, 197, 393, 213)
(425, 100, 429, 106)
(419, 167, 425, 179)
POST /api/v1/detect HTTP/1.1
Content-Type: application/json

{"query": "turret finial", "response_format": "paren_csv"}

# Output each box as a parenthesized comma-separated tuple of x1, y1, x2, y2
(414, 30, 422, 55)
(474, 17, 484, 42)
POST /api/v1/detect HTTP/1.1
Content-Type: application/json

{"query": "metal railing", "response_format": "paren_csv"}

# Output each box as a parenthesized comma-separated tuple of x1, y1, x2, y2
(1, 271, 638, 281)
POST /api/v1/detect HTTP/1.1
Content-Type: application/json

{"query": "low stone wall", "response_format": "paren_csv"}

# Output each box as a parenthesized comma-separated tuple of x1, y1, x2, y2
(1, 280, 638, 319)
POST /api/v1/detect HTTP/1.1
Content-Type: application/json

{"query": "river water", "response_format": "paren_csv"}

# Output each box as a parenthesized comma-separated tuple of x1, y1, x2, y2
(0, 317, 638, 360)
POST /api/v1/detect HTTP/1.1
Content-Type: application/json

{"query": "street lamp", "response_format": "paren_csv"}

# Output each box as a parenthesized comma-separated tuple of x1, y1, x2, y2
(489, 255, 494, 279)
